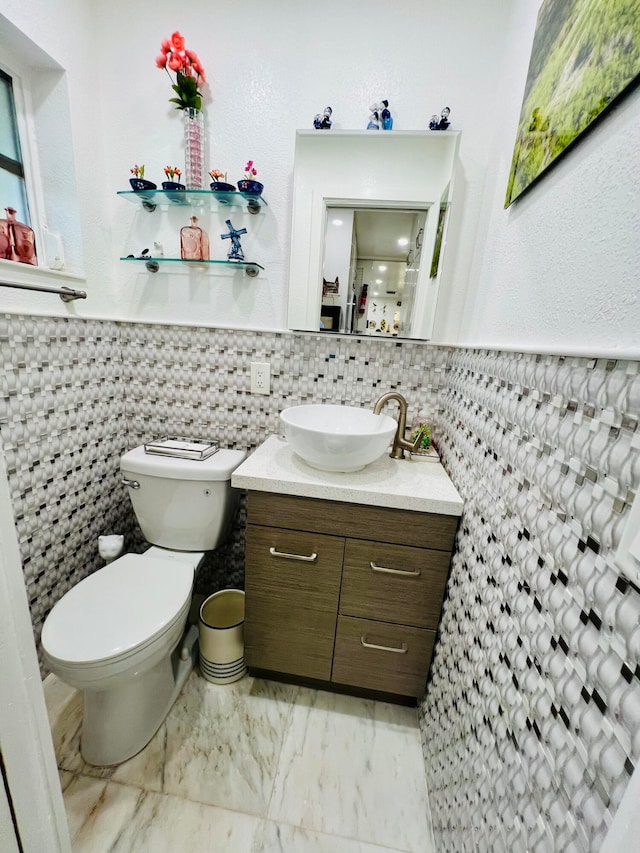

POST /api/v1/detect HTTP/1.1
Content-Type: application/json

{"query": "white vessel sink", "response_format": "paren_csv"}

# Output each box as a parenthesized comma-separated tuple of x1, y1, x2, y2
(280, 404, 397, 472)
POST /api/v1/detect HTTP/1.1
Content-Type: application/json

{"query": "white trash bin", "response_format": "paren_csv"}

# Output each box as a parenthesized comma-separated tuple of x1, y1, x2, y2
(198, 589, 247, 684)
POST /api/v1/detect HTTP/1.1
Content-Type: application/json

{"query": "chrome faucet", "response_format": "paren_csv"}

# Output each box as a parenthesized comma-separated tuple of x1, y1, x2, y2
(373, 392, 421, 460)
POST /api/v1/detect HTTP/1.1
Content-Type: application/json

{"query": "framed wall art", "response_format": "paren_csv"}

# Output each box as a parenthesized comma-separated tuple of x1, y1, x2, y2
(505, 0, 640, 206)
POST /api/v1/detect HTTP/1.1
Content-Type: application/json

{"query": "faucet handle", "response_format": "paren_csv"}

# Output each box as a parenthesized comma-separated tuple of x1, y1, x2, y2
(409, 432, 422, 453)
(396, 431, 422, 456)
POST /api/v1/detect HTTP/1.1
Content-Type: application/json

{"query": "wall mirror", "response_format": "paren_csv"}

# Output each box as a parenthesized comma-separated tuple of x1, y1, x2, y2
(288, 130, 460, 340)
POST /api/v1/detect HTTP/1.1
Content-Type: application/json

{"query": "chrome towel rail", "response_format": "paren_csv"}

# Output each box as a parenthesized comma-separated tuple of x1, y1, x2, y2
(0, 281, 87, 302)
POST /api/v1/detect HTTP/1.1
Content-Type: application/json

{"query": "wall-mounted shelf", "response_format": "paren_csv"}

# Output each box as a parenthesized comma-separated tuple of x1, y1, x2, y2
(117, 189, 267, 215)
(120, 257, 265, 277)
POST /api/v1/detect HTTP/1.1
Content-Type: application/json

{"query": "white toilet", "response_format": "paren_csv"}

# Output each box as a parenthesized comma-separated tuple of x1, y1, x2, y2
(41, 442, 246, 766)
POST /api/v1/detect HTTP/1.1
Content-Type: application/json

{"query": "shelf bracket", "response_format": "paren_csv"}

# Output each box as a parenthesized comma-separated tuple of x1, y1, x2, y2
(141, 200, 157, 213)
(144, 260, 160, 273)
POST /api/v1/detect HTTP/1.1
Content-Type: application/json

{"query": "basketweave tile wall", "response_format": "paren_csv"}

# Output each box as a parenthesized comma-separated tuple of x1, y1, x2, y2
(0, 314, 137, 659)
(118, 323, 447, 593)
(421, 350, 640, 853)
(4, 311, 640, 851)
(0, 313, 447, 659)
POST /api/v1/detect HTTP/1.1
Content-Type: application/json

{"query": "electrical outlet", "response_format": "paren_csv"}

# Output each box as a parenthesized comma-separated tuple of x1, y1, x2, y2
(250, 361, 271, 395)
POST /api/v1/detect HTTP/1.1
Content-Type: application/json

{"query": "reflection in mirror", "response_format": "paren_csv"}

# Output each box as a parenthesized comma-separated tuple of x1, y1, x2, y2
(288, 130, 460, 340)
(320, 208, 428, 337)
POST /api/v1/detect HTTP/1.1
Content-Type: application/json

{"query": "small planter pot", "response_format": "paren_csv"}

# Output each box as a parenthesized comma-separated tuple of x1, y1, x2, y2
(162, 181, 185, 191)
(129, 178, 157, 192)
(210, 181, 236, 193)
(237, 179, 264, 196)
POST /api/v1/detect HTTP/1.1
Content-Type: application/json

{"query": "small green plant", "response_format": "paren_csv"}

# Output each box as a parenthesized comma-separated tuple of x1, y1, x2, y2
(410, 422, 431, 451)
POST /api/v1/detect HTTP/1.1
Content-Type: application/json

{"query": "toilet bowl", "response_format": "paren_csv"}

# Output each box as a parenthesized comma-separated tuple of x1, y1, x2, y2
(41, 442, 246, 766)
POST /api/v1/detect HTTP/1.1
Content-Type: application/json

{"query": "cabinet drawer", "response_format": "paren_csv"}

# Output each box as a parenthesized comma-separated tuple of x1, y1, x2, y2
(244, 525, 344, 681)
(332, 616, 435, 698)
(340, 540, 450, 629)
(247, 491, 458, 551)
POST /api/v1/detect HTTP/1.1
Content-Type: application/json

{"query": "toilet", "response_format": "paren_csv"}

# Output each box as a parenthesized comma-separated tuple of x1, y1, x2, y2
(41, 441, 246, 766)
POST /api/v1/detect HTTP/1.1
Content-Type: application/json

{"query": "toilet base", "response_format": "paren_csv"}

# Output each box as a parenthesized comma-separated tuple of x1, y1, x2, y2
(80, 624, 198, 766)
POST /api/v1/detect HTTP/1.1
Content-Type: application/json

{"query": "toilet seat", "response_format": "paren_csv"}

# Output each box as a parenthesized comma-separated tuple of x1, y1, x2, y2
(41, 553, 194, 667)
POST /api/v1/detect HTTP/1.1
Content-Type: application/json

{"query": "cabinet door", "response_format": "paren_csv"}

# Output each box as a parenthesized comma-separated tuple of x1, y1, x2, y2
(332, 615, 435, 698)
(340, 540, 450, 629)
(244, 525, 345, 680)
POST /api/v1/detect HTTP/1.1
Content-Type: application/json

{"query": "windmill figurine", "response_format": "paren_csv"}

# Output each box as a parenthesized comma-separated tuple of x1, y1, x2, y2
(221, 219, 247, 261)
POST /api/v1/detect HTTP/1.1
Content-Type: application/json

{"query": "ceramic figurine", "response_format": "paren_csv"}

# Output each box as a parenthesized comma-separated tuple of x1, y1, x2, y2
(367, 102, 381, 130)
(221, 219, 247, 261)
(430, 107, 451, 130)
(367, 99, 392, 130)
(313, 106, 333, 129)
(380, 99, 393, 130)
(180, 216, 210, 261)
(0, 207, 37, 265)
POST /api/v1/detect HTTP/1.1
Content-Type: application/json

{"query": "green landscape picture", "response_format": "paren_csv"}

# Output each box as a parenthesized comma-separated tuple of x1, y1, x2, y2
(505, 0, 640, 206)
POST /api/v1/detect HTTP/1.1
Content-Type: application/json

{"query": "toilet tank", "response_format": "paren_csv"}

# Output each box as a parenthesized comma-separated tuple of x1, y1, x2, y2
(120, 446, 247, 551)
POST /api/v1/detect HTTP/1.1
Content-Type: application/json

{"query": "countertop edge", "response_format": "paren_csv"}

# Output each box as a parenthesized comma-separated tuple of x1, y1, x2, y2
(231, 474, 464, 517)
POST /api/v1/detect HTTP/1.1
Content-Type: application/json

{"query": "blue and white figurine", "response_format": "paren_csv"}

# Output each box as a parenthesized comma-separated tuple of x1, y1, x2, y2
(313, 106, 333, 129)
(367, 99, 392, 130)
(367, 102, 381, 130)
(380, 99, 393, 130)
(221, 220, 247, 261)
(430, 107, 451, 130)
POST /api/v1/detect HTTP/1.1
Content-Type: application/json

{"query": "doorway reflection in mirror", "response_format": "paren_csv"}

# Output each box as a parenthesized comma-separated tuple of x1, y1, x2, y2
(320, 206, 426, 337)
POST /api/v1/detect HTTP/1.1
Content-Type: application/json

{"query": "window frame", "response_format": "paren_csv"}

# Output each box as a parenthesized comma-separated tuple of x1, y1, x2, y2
(0, 60, 46, 238)
(0, 67, 26, 181)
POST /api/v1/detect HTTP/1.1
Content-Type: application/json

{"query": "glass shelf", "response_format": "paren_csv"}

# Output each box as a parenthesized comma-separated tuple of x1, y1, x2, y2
(120, 257, 264, 277)
(117, 189, 267, 214)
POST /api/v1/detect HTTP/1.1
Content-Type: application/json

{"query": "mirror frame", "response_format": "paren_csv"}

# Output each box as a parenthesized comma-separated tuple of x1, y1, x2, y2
(288, 130, 460, 340)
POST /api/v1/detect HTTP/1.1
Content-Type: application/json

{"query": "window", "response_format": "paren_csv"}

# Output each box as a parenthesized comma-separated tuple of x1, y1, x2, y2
(0, 69, 30, 226)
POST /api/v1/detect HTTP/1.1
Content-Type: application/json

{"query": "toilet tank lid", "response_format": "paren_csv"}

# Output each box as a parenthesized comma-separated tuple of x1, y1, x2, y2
(121, 446, 247, 481)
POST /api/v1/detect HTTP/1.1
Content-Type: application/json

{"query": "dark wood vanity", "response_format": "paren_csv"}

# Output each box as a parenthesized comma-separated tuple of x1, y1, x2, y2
(243, 491, 458, 700)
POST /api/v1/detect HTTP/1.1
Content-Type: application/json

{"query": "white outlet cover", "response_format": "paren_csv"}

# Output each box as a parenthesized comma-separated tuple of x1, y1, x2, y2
(250, 362, 270, 395)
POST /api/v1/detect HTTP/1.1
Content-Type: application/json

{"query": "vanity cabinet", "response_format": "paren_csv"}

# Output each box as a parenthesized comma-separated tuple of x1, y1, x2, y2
(244, 491, 457, 699)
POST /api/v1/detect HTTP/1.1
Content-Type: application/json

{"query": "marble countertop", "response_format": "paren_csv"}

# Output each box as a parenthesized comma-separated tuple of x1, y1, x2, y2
(231, 435, 463, 516)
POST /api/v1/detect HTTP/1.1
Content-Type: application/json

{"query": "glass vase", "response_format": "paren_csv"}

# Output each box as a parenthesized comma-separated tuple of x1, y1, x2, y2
(183, 107, 204, 190)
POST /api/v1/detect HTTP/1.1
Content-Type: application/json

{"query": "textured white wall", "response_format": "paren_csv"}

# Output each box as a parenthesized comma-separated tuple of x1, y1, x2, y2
(442, 1, 640, 356)
(0, 0, 512, 330)
(2, 1, 638, 355)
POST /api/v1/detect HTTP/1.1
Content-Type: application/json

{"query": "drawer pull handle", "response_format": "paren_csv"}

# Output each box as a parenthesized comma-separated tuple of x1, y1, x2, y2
(369, 561, 420, 577)
(360, 636, 408, 654)
(269, 547, 318, 563)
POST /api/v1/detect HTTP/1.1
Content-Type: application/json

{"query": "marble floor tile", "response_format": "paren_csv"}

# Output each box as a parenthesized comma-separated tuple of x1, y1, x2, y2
(58, 769, 75, 794)
(161, 670, 298, 815)
(47, 672, 434, 852)
(65, 776, 264, 853)
(255, 820, 411, 852)
(63, 775, 137, 848)
(268, 688, 432, 853)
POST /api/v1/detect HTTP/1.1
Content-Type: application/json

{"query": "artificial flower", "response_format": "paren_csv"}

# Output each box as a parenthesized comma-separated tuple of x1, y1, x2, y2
(164, 166, 182, 181)
(209, 169, 226, 182)
(130, 164, 145, 178)
(156, 31, 206, 111)
(243, 160, 258, 180)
